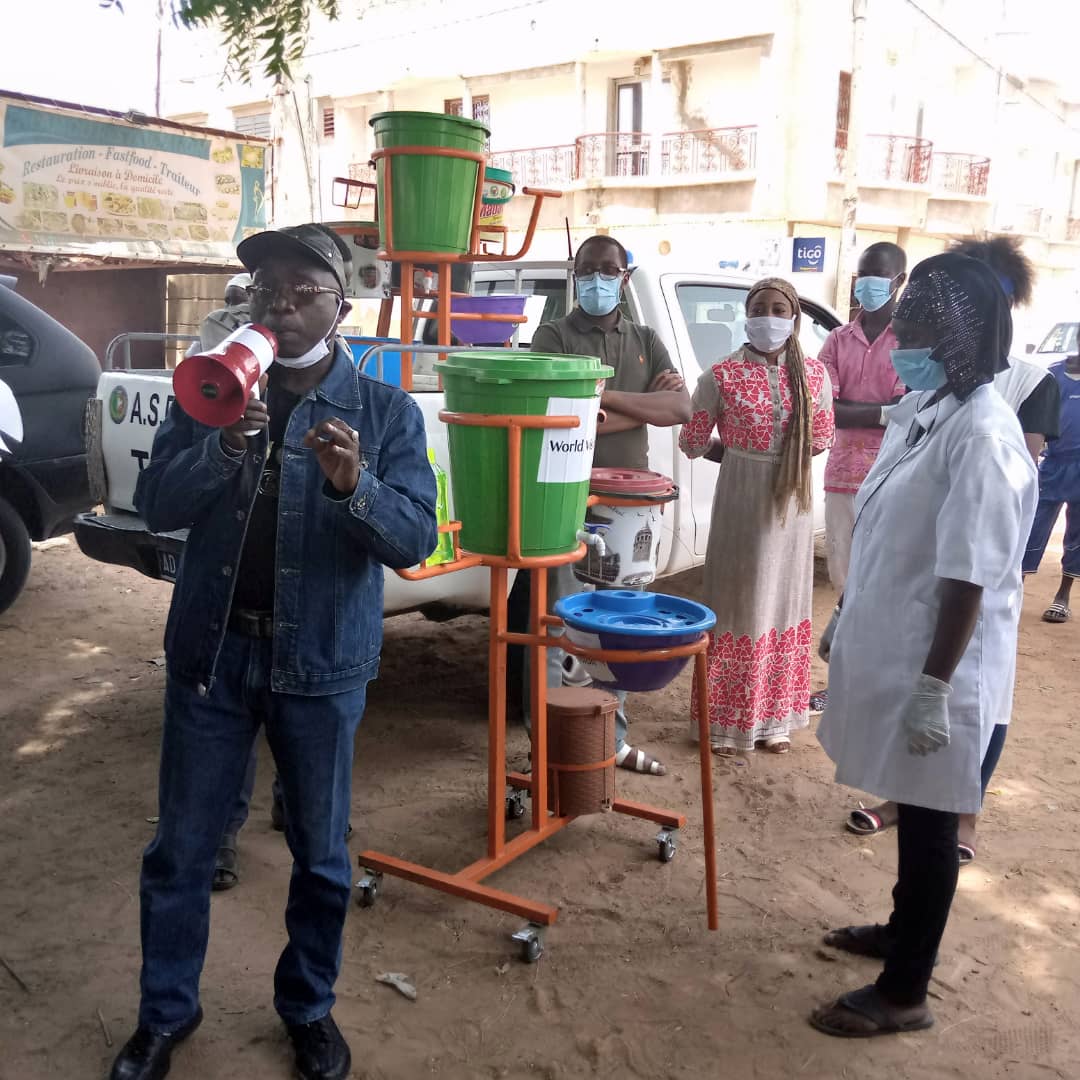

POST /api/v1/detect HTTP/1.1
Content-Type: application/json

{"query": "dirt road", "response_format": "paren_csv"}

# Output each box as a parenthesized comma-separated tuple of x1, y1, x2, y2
(1, 540, 1077, 1079)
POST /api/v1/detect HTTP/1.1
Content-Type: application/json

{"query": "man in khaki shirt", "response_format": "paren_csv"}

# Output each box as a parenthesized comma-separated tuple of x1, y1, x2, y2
(519, 235, 691, 775)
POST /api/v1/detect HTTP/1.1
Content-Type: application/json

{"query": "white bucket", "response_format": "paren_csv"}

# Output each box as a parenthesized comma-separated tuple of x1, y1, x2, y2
(573, 502, 663, 588)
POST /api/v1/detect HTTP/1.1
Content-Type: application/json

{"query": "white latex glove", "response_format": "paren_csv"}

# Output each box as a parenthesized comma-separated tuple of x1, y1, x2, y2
(818, 606, 841, 663)
(900, 673, 952, 756)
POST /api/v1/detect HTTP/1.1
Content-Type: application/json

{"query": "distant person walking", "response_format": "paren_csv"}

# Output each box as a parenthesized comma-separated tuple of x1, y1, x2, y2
(679, 277, 834, 755)
(1022, 344, 1080, 621)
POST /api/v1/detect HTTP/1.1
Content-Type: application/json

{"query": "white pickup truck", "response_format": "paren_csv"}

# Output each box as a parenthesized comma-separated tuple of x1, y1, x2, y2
(73, 261, 840, 615)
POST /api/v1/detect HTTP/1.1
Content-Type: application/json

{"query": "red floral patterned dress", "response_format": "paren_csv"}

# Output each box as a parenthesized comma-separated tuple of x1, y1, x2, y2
(679, 346, 834, 750)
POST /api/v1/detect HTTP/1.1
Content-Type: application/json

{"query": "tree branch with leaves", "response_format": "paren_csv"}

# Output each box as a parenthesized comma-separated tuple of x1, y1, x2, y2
(171, 0, 341, 83)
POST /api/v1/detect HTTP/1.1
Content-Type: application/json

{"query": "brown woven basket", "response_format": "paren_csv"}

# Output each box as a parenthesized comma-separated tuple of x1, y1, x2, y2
(546, 687, 617, 817)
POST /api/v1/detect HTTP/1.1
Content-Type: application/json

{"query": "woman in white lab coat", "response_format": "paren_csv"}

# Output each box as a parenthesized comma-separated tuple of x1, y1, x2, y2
(810, 254, 1038, 1037)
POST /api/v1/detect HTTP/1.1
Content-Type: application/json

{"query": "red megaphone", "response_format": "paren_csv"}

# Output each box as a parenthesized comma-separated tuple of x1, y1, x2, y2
(173, 323, 278, 427)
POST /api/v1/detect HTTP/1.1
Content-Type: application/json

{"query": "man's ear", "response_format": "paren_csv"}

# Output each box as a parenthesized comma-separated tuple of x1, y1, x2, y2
(896, 272, 907, 288)
(625, 266, 637, 280)
(337, 300, 353, 326)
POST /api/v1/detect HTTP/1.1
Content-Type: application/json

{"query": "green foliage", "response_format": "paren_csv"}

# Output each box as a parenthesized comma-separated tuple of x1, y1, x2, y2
(171, 0, 342, 83)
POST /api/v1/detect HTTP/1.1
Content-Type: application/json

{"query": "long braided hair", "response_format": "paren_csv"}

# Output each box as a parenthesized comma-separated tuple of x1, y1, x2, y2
(746, 277, 814, 519)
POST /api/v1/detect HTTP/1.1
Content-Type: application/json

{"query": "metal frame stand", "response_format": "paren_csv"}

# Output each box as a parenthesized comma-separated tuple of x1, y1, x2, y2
(357, 410, 718, 962)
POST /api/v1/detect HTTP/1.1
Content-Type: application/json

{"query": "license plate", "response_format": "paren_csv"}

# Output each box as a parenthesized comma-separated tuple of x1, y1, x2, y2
(157, 549, 179, 582)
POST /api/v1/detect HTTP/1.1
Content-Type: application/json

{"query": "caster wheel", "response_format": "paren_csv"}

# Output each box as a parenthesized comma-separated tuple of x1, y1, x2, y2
(506, 792, 526, 820)
(511, 924, 544, 964)
(656, 829, 678, 863)
(521, 935, 543, 964)
(355, 871, 381, 908)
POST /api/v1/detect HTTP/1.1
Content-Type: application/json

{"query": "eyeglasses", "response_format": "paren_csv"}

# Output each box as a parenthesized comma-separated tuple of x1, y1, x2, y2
(575, 265, 626, 281)
(249, 281, 343, 306)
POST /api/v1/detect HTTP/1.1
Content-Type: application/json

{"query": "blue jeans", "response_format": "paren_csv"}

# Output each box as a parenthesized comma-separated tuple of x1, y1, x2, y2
(980, 723, 1008, 798)
(1022, 456, 1080, 579)
(139, 631, 365, 1032)
(222, 746, 281, 838)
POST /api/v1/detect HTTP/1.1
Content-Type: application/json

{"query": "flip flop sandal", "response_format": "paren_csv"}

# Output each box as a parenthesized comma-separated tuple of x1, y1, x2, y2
(822, 924, 893, 960)
(212, 836, 239, 892)
(809, 985, 934, 1039)
(846, 804, 892, 836)
(615, 745, 667, 776)
(957, 843, 976, 864)
(809, 691, 829, 715)
(761, 736, 791, 754)
(1042, 603, 1072, 624)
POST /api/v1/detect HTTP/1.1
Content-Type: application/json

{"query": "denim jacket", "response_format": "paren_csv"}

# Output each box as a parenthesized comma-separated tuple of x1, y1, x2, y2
(135, 344, 437, 696)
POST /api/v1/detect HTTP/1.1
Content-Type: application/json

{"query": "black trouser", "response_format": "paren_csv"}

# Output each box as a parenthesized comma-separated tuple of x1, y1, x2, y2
(876, 803, 959, 1006)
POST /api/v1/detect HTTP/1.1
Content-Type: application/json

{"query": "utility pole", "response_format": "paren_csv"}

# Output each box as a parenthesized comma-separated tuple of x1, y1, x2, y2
(835, 0, 868, 315)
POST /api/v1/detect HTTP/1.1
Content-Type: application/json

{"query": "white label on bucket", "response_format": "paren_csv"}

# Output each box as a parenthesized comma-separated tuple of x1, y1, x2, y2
(537, 396, 600, 485)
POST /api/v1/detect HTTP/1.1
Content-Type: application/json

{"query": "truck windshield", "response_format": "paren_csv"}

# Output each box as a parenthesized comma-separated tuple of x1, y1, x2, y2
(675, 283, 832, 366)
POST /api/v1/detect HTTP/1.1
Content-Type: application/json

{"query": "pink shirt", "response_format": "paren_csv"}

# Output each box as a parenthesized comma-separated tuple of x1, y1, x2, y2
(820, 316, 904, 494)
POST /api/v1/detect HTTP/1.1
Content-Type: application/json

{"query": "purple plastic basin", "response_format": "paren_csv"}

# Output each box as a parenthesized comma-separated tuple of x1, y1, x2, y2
(450, 294, 527, 345)
(564, 625, 702, 692)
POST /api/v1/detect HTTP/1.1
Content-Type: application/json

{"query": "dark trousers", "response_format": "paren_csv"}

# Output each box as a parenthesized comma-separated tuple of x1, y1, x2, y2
(876, 803, 959, 1006)
(139, 631, 365, 1031)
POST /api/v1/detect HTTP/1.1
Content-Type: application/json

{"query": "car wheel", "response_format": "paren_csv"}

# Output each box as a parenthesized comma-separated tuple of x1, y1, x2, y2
(0, 495, 32, 614)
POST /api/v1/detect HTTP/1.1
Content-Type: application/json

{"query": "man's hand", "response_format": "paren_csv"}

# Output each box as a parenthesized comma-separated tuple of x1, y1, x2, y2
(649, 370, 685, 393)
(303, 418, 362, 495)
(221, 397, 268, 452)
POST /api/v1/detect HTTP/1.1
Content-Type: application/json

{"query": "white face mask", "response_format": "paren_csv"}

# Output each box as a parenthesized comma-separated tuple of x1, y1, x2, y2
(274, 300, 343, 369)
(745, 315, 795, 354)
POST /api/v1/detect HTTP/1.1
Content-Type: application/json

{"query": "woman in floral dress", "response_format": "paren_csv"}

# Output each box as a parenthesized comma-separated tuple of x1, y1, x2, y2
(679, 277, 834, 753)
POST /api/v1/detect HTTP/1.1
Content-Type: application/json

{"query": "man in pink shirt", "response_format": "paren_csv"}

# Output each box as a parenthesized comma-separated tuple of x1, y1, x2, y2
(811, 243, 907, 712)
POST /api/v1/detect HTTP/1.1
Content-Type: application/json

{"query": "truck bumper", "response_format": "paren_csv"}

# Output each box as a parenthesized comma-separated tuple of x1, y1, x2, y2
(73, 511, 187, 582)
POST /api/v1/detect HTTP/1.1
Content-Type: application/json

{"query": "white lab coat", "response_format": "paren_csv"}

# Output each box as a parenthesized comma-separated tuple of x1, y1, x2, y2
(818, 384, 1037, 814)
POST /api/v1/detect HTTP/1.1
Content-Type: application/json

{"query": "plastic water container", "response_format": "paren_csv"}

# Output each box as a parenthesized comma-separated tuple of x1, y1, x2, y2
(347, 336, 402, 386)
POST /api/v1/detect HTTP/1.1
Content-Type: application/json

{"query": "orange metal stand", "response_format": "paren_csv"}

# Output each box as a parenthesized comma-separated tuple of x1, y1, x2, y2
(357, 410, 718, 959)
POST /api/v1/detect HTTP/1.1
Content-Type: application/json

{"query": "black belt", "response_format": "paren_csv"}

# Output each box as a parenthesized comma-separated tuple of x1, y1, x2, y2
(228, 609, 275, 638)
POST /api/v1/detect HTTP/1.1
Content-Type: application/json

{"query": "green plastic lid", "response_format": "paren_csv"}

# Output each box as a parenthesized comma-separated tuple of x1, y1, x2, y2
(484, 166, 514, 185)
(442, 351, 614, 384)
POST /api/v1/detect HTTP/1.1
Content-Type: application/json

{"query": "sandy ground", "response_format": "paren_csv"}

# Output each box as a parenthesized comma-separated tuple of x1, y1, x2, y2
(1, 537, 1078, 1080)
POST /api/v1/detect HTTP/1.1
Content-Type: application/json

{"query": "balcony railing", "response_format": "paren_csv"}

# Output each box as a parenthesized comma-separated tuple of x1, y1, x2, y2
(835, 134, 934, 185)
(487, 144, 577, 187)
(575, 132, 653, 180)
(931, 153, 990, 197)
(487, 127, 759, 186)
(660, 127, 757, 175)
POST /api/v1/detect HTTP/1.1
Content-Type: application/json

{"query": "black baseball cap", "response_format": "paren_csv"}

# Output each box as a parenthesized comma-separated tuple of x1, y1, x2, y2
(237, 224, 349, 296)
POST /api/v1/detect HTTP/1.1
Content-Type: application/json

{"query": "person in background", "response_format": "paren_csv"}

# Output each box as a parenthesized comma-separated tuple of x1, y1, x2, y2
(844, 235, 1060, 863)
(509, 233, 691, 776)
(679, 277, 834, 755)
(951, 236, 1060, 463)
(811, 242, 907, 716)
(212, 226, 359, 892)
(1022, 342, 1080, 621)
(109, 225, 437, 1080)
(812, 253, 1036, 1038)
(195, 273, 252, 351)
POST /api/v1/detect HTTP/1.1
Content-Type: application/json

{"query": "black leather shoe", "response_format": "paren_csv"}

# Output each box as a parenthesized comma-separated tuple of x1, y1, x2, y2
(109, 1007, 202, 1080)
(286, 1013, 351, 1080)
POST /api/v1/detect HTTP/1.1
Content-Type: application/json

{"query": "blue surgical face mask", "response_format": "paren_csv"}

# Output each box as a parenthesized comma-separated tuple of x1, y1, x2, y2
(890, 347, 948, 391)
(576, 273, 622, 317)
(853, 275, 897, 313)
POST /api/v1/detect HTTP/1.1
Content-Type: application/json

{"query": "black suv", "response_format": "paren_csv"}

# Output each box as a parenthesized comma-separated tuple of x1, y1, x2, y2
(0, 276, 100, 612)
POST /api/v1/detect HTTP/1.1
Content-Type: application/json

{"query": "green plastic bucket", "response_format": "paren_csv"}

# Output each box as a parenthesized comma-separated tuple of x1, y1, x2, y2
(370, 110, 490, 254)
(441, 351, 614, 557)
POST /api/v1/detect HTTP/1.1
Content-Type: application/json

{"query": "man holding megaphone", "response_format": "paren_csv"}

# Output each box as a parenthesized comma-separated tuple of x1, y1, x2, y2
(110, 225, 438, 1080)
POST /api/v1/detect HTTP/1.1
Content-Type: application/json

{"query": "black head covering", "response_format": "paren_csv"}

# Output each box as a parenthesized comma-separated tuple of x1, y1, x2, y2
(894, 253, 1012, 401)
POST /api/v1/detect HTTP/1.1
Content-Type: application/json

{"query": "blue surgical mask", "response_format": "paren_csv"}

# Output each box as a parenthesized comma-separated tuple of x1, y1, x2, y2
(854, 275, 896, 313)
(576, 273, 622, 317)
(890, 347, 947, 391)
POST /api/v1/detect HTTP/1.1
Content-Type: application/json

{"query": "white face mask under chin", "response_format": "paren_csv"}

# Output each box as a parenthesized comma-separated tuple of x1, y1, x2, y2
(274, 301, 342, 369)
